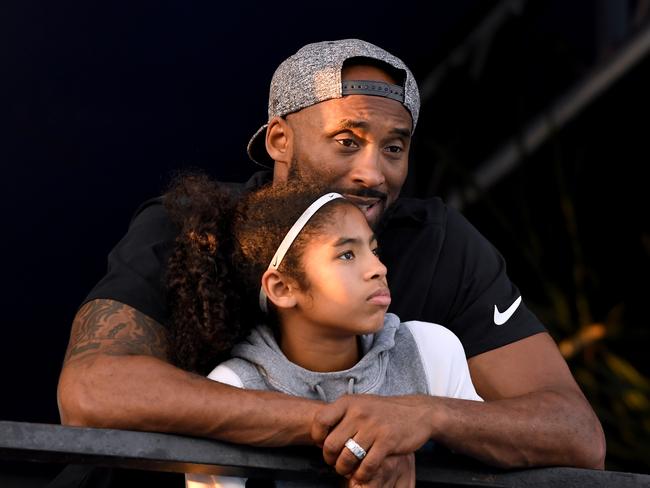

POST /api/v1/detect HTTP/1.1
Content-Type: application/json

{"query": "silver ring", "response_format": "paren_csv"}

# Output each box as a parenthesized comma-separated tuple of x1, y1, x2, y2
(344, 438, 367, 460)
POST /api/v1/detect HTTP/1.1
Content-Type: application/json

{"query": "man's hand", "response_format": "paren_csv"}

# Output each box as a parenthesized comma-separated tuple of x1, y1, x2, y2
(312, 395, 433, 480)
(344, 453, 415, 488)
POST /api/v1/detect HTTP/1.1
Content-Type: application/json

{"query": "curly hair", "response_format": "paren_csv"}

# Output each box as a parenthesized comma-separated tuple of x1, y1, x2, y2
(164, 173, 354, 374)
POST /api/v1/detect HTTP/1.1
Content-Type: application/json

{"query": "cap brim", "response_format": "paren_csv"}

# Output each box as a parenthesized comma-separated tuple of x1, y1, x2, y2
(247, 124, 274, 168)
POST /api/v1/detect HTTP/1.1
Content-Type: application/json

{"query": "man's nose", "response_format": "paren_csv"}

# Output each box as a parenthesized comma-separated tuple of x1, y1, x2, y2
(349, 148, 385, 188)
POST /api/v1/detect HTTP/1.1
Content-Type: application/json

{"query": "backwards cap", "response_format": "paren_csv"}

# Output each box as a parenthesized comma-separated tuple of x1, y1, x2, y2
(247, 39, 420, 167)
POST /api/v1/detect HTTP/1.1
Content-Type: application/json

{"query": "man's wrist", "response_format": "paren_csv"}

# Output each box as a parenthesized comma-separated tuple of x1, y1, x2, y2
(270, 393, 324, 446)
(424, 395, 449, 441)
(303, 398, 326, 446)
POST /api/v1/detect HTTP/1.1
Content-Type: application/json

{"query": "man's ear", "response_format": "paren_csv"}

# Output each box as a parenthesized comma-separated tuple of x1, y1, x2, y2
(261, 268, 298, 309)
(266, 116, 294, 166)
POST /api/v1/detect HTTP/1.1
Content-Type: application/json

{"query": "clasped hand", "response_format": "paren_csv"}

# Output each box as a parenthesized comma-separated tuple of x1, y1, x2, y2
(311, 394, 434, 487)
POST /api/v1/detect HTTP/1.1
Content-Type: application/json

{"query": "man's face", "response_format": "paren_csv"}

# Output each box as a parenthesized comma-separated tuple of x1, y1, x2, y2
(284, 65, 413, 228)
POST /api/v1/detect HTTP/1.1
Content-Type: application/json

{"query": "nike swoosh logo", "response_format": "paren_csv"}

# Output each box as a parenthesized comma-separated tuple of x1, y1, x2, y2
(494, 296, 522, 325)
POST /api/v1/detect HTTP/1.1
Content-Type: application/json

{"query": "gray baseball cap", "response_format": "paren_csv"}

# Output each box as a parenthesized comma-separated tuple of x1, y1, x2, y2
(247, 39, 420, 167)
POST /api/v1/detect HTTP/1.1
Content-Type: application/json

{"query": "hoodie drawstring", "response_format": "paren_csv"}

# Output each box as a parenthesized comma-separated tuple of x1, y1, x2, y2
(314, 383, 327, 402)
(313, 378, 356, 403)
(347, 377, 355, 395)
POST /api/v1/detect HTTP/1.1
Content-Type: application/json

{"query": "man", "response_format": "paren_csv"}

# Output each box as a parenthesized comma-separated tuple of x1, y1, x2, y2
(58, 39, 605, 486)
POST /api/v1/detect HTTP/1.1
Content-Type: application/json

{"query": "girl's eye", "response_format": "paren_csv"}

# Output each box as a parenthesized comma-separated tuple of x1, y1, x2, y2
(385, 145, 403, 153)
(372, 247, 380, 256)
(339, 251, 355, 260)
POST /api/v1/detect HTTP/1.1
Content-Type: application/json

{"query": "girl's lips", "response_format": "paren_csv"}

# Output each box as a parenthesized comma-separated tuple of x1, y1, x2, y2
(368, 288, 391, 306)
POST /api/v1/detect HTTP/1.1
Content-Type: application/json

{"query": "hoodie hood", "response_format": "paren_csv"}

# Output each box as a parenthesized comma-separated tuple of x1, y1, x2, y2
(230, 313, 401, 402)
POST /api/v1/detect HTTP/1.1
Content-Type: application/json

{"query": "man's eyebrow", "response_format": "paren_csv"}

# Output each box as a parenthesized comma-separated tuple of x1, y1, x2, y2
(338, 119, 369, 130)
(325, 119, 411, 139)
(389, 127, 411, 139)
(325, 119, 369, 137)
(333, 234, 377, 247)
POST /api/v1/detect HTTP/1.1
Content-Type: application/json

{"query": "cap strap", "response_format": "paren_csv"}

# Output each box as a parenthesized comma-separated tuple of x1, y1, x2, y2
(259, 192, 345, 312)
(342, 80, 404, 102)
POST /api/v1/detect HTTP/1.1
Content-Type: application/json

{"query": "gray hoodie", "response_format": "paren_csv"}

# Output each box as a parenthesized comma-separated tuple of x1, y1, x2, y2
(222, 313, 430, 401)
(214, 312, 480, 404)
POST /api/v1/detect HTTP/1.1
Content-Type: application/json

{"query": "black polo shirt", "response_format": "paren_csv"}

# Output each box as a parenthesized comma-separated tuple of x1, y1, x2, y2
(85, 171, 545, 358)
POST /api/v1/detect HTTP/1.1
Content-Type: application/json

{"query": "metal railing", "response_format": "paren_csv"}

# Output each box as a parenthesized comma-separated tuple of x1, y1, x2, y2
(1, 421, 648, 487)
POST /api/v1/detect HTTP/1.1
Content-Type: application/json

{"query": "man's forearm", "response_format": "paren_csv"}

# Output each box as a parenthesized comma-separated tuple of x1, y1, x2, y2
(58, 354, 320, 446)
(59, 299, 321, 447)
(427, 389, 605, 469)
(314, 387, 604, 483)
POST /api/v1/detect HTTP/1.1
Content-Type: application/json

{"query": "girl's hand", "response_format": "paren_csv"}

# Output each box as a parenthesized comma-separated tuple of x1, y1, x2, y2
(344, 453, 415, 488)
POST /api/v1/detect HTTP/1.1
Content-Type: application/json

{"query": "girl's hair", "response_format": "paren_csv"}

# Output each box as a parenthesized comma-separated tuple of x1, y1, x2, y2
(164, 172, 354, 373)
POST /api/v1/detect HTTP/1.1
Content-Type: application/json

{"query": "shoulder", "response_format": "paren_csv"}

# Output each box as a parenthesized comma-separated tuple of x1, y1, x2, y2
(383, 196, 448, 226)
(128, 197, 176, 235)
(400, 321, 482, 401)
(386, 196, 495, 254)
(206, 355, 269, 391)
(207, 363, 245, 388)
(401, 320, 466, 358)
(111, 196, 178, 265)
(128, 176, 252, 239)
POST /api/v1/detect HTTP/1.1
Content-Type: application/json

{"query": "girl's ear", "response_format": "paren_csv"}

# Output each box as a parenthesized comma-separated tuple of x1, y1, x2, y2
(261, 268, 298, 309)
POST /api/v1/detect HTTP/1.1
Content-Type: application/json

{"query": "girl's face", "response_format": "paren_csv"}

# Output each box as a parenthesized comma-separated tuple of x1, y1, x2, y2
(290, 204, 390, 337)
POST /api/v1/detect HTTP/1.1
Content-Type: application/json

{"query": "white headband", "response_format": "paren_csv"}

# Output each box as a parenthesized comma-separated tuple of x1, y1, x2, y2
(259, 192, 344, 312)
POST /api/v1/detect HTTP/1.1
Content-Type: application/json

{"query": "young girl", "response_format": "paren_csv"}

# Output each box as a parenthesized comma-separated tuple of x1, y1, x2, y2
(164, 176, 481, 488)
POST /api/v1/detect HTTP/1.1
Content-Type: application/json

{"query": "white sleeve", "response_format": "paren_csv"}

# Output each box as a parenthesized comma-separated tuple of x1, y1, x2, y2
(185, 363, 247, 488)
(207, 364, 245, 388)
(404, 321, 483, 402)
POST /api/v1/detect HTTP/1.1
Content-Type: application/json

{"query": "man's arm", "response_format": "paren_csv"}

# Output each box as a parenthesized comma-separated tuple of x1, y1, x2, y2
(57, 299, 319, 446)
(313, 332, 605, 483)
(435, 331, 605, 468)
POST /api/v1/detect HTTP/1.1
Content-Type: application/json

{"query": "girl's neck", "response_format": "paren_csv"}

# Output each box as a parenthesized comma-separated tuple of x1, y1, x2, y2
(278, 320, 361, 373)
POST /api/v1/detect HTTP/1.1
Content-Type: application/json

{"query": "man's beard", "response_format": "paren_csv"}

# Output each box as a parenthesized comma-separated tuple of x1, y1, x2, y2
(287, 158, 306, 182)
(287, 156, 390, 229)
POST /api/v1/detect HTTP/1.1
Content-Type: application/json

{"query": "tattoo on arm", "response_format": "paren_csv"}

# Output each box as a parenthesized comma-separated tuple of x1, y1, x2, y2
(64, 299, 169, 363)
